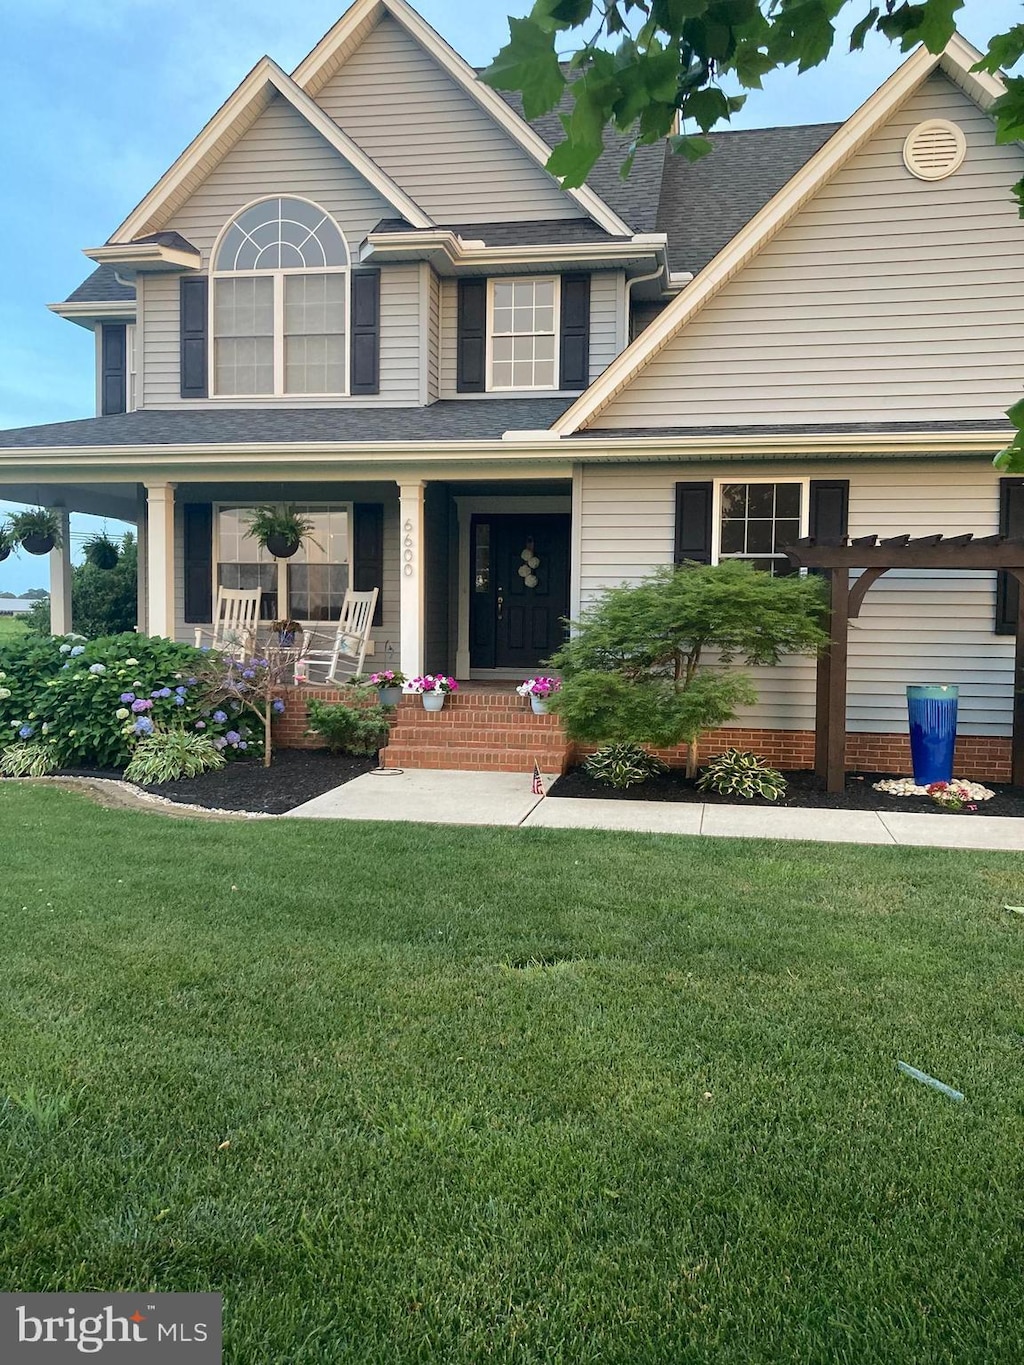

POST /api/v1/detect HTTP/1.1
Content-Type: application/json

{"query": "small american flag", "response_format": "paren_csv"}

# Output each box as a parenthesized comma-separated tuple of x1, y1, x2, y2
(531, 762, 545, 797)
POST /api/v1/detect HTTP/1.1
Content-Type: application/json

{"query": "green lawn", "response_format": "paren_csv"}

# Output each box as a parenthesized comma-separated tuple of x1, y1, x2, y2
(2, 784, 1023, 1362)
(0, 615, 28, 638)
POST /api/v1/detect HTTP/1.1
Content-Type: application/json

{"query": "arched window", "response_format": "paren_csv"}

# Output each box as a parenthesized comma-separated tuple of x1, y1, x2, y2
(211, 197, 349, 397)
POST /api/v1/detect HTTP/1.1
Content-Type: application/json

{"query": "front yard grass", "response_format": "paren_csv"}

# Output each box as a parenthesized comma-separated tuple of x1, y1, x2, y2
(1, 784, 1023, 1362)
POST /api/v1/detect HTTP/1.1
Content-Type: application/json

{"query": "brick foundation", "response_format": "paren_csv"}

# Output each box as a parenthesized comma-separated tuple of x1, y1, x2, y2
(273, 685, 1012, 781)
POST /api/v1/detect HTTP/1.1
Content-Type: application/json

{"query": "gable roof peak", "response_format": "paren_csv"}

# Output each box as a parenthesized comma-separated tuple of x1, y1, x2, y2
(292, 0, 633, 237)
(109, 51, 432, 244)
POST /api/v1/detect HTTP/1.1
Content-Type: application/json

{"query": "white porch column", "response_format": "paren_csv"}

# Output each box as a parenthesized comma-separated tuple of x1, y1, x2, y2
(398, 480, 425, 677)
(144, 482, 176, 638)
(135, 485, 149, 633)
(48, 508, 73, 636)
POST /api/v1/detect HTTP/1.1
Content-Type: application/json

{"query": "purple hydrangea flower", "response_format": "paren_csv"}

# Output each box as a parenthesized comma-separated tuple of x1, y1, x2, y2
(194, 721, 206, 730)
(271, 698, 285, 714)
(238, 741, 247, 750)
(175, 686, 187, 696)
(242, 669, 255, 681)
(225, 730, 241, 745)
(120, 693, 135, 704)
(18, 724, 34, 740)
(174, 695, 185, 706)
(133, 717, 154, 736)
(131, 698, 153, 714)
(212, 710, 227, 724)
(70, 646, 85, 657)
(213, 736, 227, 750)
(151, 687, 172, 699)
(187, 677, 197, 686)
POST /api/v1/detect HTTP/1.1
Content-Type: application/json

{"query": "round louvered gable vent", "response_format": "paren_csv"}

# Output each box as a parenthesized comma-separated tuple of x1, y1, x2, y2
(903, 119, 966, 180)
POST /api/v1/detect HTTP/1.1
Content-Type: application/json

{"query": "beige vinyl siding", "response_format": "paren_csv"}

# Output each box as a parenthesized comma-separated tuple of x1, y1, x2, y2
(173, 487, 401, 660)
(589, 272, 624, 382)
(594, 74, 1024, 429)
(426, 268, 441, 403)
(578, 459, 1013, 736)
(140, 95, 425, 408)
(314, 15, 582, 224)
(438, 271, 626, 397)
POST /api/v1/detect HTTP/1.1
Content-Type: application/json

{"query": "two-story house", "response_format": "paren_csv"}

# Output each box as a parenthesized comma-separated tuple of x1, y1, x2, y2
(1, 0, 1022, 778)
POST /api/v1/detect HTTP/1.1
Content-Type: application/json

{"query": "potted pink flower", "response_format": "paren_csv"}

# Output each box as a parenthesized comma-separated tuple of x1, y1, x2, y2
(516, 676, 561, 715)
(369, 669, 407, 706)
(405, 674, 459, 711)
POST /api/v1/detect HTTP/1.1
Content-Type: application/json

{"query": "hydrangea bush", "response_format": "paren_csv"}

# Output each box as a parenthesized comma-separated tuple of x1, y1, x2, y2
(0, 632, 260, 771)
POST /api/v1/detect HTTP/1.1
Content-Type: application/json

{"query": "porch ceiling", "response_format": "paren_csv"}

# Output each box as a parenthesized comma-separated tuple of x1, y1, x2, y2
(0, 482, 138, 521)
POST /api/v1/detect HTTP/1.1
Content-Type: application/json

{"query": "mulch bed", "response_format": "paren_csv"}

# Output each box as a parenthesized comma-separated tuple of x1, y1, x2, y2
(55, 748, 376, 815)
(548, 766, 1024, 818)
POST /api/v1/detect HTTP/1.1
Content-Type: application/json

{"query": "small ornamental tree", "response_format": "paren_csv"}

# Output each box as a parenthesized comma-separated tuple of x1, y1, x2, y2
(547, 560, 827, 777)
(196, 646, 307, 769)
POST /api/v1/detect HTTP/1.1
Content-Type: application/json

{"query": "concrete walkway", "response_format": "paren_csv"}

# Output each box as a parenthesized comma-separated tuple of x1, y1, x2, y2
(286, 770, 1024, 851)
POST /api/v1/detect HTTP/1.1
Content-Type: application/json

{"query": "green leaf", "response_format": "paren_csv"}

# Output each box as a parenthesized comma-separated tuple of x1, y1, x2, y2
(480, 17, 565, 118)
(546, 136, 605, 187)
(876, 1, 962, 54)
(973, 24, 1024, 75)
(668, 132, 714, 161)
(849, 7, 879, 52)
(991, 82, 1024, 143)
(548, 0, 595, 26)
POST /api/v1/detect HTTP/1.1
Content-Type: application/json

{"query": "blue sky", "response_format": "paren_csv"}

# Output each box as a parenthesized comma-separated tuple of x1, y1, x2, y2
(0, 0, 1019, 592)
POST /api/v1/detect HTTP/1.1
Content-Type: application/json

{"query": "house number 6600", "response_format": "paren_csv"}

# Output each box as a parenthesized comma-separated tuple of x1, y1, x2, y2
(403, 518, 415, 577)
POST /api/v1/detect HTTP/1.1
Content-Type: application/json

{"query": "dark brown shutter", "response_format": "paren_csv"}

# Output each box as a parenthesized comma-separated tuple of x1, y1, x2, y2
(180, 276, 208, 399)
(996, 478, 1024, 634)
(350, 269, 381, 395)
(559, 274, 590, 390)
(674, 482, 713, 565)
(353, 503, 384, 626)
(808, 479, 850, 545)
(100, 323, 127, 416)
(457, 278, 487, 393)
(182, 503, 213, 623)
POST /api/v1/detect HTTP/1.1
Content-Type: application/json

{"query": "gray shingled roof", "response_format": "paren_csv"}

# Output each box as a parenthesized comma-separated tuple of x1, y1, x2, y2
(656, 123, 842, 274)
(64, 264, 135, 305)
(0, 400, 576, 449)
(371, 217, 622, 245)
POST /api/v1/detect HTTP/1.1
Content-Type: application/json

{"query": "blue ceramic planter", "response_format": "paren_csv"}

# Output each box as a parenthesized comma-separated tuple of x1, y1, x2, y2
(906, 684, 959, 785)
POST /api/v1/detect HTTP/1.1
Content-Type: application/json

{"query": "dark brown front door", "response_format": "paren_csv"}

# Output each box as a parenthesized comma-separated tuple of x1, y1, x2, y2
(469, 514, 570, 670)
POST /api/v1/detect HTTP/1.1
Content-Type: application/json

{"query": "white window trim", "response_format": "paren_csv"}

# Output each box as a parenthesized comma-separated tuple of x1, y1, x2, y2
(485, 275, 560, 393)
(711, 477, 810, 566)
(209, 196, 351, 400)
(126, 323, 137, 413)
(212, 502, 353, 627)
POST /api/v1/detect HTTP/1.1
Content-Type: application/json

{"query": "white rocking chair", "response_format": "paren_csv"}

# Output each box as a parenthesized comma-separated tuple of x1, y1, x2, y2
(195, 586, 262, 655)
(302, 588, 378, 684)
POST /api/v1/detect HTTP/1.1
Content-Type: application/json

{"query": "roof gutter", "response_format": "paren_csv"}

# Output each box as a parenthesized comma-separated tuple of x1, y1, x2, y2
(361, 230, 671, 277)
(84, 242, 202, 276)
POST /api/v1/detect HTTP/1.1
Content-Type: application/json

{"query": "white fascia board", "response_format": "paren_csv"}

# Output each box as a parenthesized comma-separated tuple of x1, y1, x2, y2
(84, 243, 202, 274)
(362, 231, 668, 275)
(292, 0, 634, 238)
(110, 55, 432, 244)
(0, 429, 1009, 476)
(48, 300, 137, 322)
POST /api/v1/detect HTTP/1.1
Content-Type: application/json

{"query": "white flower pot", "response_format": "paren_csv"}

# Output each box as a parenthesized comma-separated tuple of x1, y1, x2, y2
(378, 687, 403, 706)
(530, 695, 548, 714)
(422, 693, 446, 712)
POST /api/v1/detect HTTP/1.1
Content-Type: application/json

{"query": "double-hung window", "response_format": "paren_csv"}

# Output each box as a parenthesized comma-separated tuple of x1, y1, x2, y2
(212, 197, 349, 397)
(717, 481, 806, 575)
(488, 278, 558, 390)
(215, 505, 352, 623)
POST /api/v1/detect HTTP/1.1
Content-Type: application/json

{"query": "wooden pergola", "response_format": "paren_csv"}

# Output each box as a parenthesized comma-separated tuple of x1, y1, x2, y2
(784, 534, 1024, 793)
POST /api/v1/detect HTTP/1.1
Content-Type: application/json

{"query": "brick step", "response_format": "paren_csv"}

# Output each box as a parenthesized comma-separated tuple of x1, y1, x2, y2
(383, 746, 568, 773)
(389, 708, 558, 724)
(388, 721, 561, 741)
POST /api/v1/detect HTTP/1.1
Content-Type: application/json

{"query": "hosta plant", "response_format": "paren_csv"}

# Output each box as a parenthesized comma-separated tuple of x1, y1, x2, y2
(583, 743, 667, 790)
(123, 729, 227, 785)
(697, 749, 788, 802)
(0, 742, 59, 778)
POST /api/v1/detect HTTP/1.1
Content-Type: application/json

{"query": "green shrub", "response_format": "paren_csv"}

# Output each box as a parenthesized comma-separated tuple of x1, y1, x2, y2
(0, 631, 258, 771)
(582, 743, 667, 790)
(697, 749, 788, 801)
(0, 742, 58, 777)
(25, 535, 137, 638)
(306, 691, 390, 757)
(549, 562, 826, 777)
(124, 730, 227, 785)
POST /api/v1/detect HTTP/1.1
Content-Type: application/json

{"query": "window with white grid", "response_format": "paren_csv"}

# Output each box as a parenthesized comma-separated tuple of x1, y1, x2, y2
(215, 505, 351, 624)
(488, 278, 558, 390)
(211, 197, 349, 397)
(717, 482, 804, 576)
